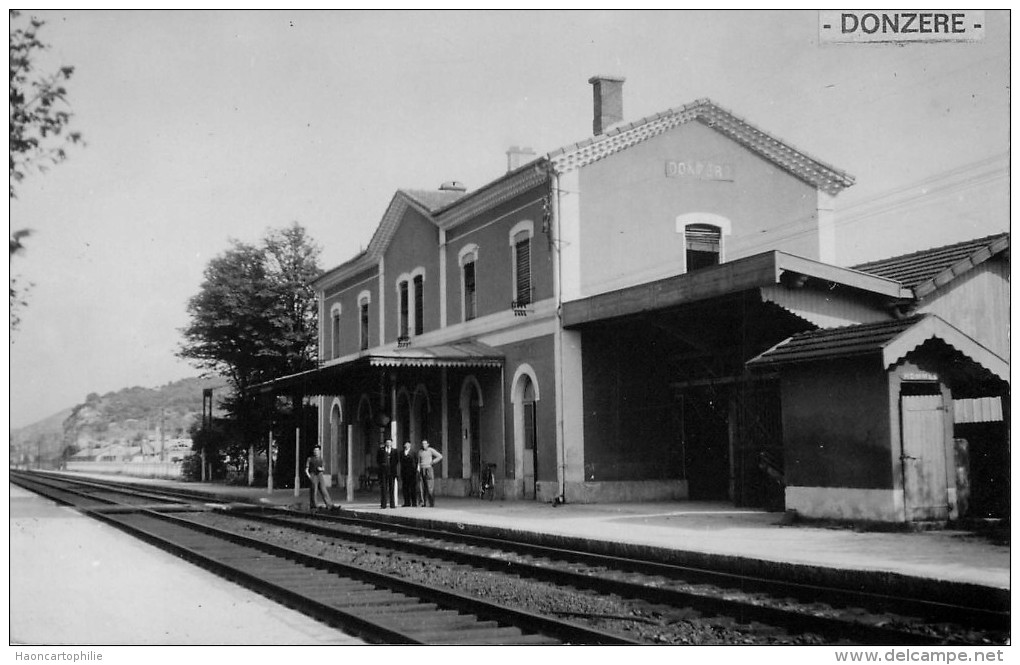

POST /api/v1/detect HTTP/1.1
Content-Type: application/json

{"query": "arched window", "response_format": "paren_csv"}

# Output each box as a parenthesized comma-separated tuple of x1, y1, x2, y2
(459, 244, 479, 322)
(330, 304, 342, 358)
(509, 221, 534, 307)
(413, 274, 424, 335)
(397, 279, 410, 340)
(396, 268, 426, 343)
(357, 291, 371, 351)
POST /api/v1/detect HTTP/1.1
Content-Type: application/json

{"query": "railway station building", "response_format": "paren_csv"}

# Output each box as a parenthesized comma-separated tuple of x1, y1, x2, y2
(264, 77, 1009, 522)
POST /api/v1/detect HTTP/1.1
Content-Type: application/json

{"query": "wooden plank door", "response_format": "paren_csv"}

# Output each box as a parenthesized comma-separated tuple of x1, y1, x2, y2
(901, 394, 949, 520)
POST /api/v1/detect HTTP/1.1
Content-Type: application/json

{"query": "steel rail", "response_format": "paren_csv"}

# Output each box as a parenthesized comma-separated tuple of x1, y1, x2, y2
(16, 471, 1008, 640)
(33, 471, 1007, 629)
(283, 509, 1010, 631)
(231, 510, 983, 645)
(12, 474, 638, 646)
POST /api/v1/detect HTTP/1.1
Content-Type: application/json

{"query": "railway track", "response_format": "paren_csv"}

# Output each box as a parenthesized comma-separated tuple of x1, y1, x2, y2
(12, 471, 1009, 645)
(195, 509, 1006, 645)
(10, 471, 635, 645)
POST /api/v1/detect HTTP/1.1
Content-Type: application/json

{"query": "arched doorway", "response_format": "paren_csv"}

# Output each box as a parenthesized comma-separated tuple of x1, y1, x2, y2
(328, 398, 346, 482)
(512, 366, 540, 500)
(459, 376, 483, 483)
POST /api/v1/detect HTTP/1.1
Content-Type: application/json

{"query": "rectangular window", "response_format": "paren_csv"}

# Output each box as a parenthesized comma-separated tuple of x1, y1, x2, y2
(463, 260, 476, 321)
(360, 302, 369, 351)
(398, 280, 409, 339)
(413, 275, 424, 336)
(685, 224, 721, 272)
(514, 237, 531, 306)
(331, 312, 341, 358)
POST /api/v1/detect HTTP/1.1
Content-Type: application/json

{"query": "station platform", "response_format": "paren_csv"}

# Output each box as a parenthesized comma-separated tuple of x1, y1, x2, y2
(41, 470, 1010, 606)
(10, 484, 365, 645)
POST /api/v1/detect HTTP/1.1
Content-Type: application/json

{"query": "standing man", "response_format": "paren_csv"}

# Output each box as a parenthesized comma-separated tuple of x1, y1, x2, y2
(416, 439, 444, 507)
(399, 441, 419, 507)
(305, 445, 335, 513)
(376, 438, 399, 509)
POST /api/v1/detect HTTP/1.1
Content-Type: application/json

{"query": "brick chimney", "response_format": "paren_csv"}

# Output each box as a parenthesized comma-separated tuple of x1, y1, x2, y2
(505, 146, 536, 173)
(588, 75, 625, 135)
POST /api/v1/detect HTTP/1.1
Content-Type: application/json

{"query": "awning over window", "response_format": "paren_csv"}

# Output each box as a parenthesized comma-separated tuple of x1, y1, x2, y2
(256, 341, 504, 396)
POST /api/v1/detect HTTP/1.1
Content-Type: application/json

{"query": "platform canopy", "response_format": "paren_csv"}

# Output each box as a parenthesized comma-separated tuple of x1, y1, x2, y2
(561, 250, 910, 329)
(747, 314, 1009, 384)
(256, 341, 503, 397)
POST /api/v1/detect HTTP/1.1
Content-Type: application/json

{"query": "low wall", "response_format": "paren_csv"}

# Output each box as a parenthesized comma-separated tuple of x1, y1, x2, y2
(65, 461, 183, 478)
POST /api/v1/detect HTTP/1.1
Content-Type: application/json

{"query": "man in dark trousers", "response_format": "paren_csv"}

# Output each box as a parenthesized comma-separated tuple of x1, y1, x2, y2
(376, 438, 399, 508)
(399, 441, 418, 507)
(305, 445, 335, 513)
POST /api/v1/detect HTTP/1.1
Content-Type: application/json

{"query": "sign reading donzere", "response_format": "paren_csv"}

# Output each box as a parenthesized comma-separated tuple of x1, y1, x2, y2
(819, 11, 985, 43)
(665, 160, 734, 182)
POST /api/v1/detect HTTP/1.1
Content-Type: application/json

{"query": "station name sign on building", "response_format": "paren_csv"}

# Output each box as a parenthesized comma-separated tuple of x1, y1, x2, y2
(819, 11, 985, 43)
(665, 160, 734, 182)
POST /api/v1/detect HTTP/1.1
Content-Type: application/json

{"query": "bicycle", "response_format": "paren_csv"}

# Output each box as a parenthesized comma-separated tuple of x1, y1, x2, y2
(478, 462, 497, 500)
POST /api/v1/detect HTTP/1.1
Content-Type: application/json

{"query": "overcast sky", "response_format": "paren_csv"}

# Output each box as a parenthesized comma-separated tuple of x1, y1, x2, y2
(8, 10, 1010, 429)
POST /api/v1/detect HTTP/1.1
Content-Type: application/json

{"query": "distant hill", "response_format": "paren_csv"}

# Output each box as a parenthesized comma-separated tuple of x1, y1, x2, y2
(10, 376, 226, 463)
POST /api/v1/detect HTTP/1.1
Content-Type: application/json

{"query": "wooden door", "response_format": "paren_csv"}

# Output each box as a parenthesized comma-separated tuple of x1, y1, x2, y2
(468, 397, 481, 479)
(901, 394, 949, 520)
(522, 401, 537, 499)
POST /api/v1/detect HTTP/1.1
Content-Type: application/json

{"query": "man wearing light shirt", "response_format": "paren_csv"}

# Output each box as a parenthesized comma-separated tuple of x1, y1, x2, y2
(416, 439, 443, 507)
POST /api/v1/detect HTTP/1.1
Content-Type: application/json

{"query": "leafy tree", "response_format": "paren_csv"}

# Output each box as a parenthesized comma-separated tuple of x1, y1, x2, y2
(178, 223, 322, 466)
(10, 10, 84, 329)
(185, 422, 228, 481)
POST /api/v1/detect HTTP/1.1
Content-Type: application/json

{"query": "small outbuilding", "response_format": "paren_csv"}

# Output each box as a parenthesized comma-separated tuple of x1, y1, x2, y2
(748, 314, 1009, 522)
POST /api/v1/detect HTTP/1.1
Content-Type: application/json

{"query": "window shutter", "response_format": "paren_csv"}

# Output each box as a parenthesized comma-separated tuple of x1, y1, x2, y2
(463, 261, 476, 321)
(398, 281, 409, 338)
(685, 224, 720, 252)
(515, 238, 531, 305)
(413, 275, 424, 336)
(332, 313, 340, 357)
(360, 303, 369, 350)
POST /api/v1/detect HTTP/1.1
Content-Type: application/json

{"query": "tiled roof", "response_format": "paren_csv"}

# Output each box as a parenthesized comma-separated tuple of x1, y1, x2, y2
(401, 188, 466, 213)
(748, 315, 924, 367)
(748, 313, 1008, 382)
(314, 191, 431, 288)
(547, 99, 855, 195)
(852, 233, 1009, 298)
(322, 97, 855, 284)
